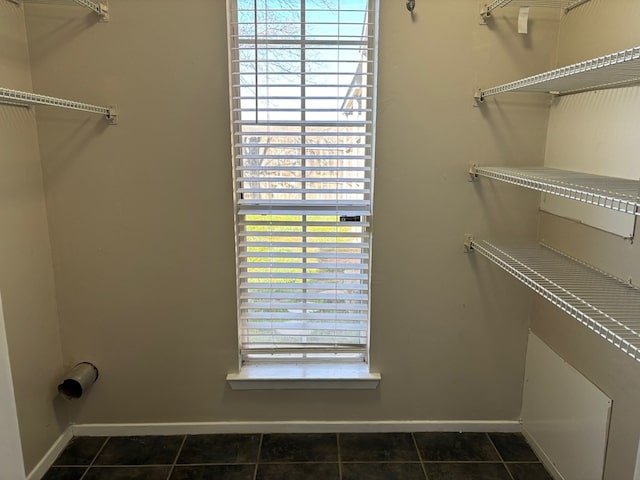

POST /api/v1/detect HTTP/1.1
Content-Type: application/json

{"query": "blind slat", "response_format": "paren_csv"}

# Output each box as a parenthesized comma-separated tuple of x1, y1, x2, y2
(243, 301, 367, 310)
(239, 282, 370, 292)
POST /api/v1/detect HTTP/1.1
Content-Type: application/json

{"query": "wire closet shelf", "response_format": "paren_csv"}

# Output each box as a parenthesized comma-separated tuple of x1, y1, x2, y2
(481, 0, 590, 18)
(475, 46, 640, 102)
(467, 239, 640, 363)
(470, 166, 640, 216)
(9, 0, 109, 20)
(0, 88, 117, 123)
(72, 0, 108, 18)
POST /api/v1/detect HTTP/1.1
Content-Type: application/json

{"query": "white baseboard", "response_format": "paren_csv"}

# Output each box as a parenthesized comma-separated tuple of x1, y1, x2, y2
(522, 427, 565, 480)
(26, 427, 73, 480)
(72, 420, 521, 437)
(29, 420, 522, 479)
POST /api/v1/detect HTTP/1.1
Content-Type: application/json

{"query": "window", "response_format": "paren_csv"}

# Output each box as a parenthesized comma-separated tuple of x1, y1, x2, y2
(227, 0, 378, 368)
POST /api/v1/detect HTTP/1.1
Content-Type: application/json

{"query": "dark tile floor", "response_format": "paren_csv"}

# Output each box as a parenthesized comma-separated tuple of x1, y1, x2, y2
(44, 432, 554, 480)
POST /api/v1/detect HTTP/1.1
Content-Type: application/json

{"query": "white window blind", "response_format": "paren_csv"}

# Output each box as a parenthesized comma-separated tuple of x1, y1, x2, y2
(228, 0, 377, 364)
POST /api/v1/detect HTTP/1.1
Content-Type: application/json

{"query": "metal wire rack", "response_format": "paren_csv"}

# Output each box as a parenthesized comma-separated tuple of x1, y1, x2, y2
(0, 87, 117, 124)
(72, 0, 108, 19)
(466, 239, 640, 362)
(8, 0, 109, 21)
(475, 46, 640, 102)
(481, 0, 590, 18)
(470, 166, 640, 215)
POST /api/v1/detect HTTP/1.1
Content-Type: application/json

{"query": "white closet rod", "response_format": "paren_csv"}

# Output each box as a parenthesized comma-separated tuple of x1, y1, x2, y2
(0, 87, 117, 124)
(481, 0, 590, 18)
(6, 0, 109, 21)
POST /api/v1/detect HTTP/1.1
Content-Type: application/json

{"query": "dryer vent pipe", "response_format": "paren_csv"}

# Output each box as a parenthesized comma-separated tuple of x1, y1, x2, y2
(58, 362, 99, 400)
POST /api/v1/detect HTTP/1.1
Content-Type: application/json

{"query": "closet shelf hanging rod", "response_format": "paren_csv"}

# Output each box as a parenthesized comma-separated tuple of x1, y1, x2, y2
(0, 87, 118, 124)
(481, 0, 590, 19)
(6, 0, 109, 21)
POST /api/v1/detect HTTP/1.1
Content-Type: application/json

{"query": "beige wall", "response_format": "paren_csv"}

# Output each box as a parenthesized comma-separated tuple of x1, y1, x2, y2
(23, 0, 557, 428)
(0, 1, 67, 473)
(532, 0, 640, 478)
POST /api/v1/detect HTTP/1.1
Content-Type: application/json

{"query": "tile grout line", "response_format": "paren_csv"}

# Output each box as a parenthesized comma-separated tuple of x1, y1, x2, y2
(78, 436, 110, 480)
(165, 435, 187, 480)
(60, 459, 486, 467)
(158, 461, 258, 466)
(411, 432, 430, 480)
(485, 433, 516, 480)
(337, 432, 342, 480)
(253, 433, 264, 480)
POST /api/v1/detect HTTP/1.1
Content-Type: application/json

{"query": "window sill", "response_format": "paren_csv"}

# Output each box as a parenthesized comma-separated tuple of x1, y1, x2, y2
(226, 364, 381, 390)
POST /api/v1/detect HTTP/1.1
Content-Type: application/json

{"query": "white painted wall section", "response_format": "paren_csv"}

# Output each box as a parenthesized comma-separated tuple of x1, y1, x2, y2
(542, 86, 640, 238)
(0, 295, 26, 480)
(522, 332, 611, 480)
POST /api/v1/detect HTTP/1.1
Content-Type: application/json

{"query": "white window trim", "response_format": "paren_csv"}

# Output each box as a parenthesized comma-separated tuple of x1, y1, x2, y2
(226, 363, 380, 390)
(226, 0, 380, 385)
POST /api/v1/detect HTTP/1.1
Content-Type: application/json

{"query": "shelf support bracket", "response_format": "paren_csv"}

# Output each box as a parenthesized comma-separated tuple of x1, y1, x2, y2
(469, 164, 478, 180)
(480, 0, 511, 19)
(474, 89, 485, 106)
(464, 234, 475, 253)
(98, 2, 109, 22)
(106, 105, 118, 125)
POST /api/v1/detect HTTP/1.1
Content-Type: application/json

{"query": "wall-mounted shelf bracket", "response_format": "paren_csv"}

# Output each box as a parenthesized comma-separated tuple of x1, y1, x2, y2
(480, 0, 591, 20)
(468, 164, 479, 179)
(0, 87, 118, 124)
(105, 105, 118, 124)
(473, 89, 484, 105)
(480, 0, 508, 19)
(463, 234, 474, 252)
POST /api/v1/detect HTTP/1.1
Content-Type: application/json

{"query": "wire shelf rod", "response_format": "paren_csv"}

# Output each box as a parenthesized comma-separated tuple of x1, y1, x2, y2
(475, 46, 640, 101)
(0, 87, 117, 124)
(481, 0, 590, 17)
(471, 166, 640, 215)
(468, 239, 640, 362)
